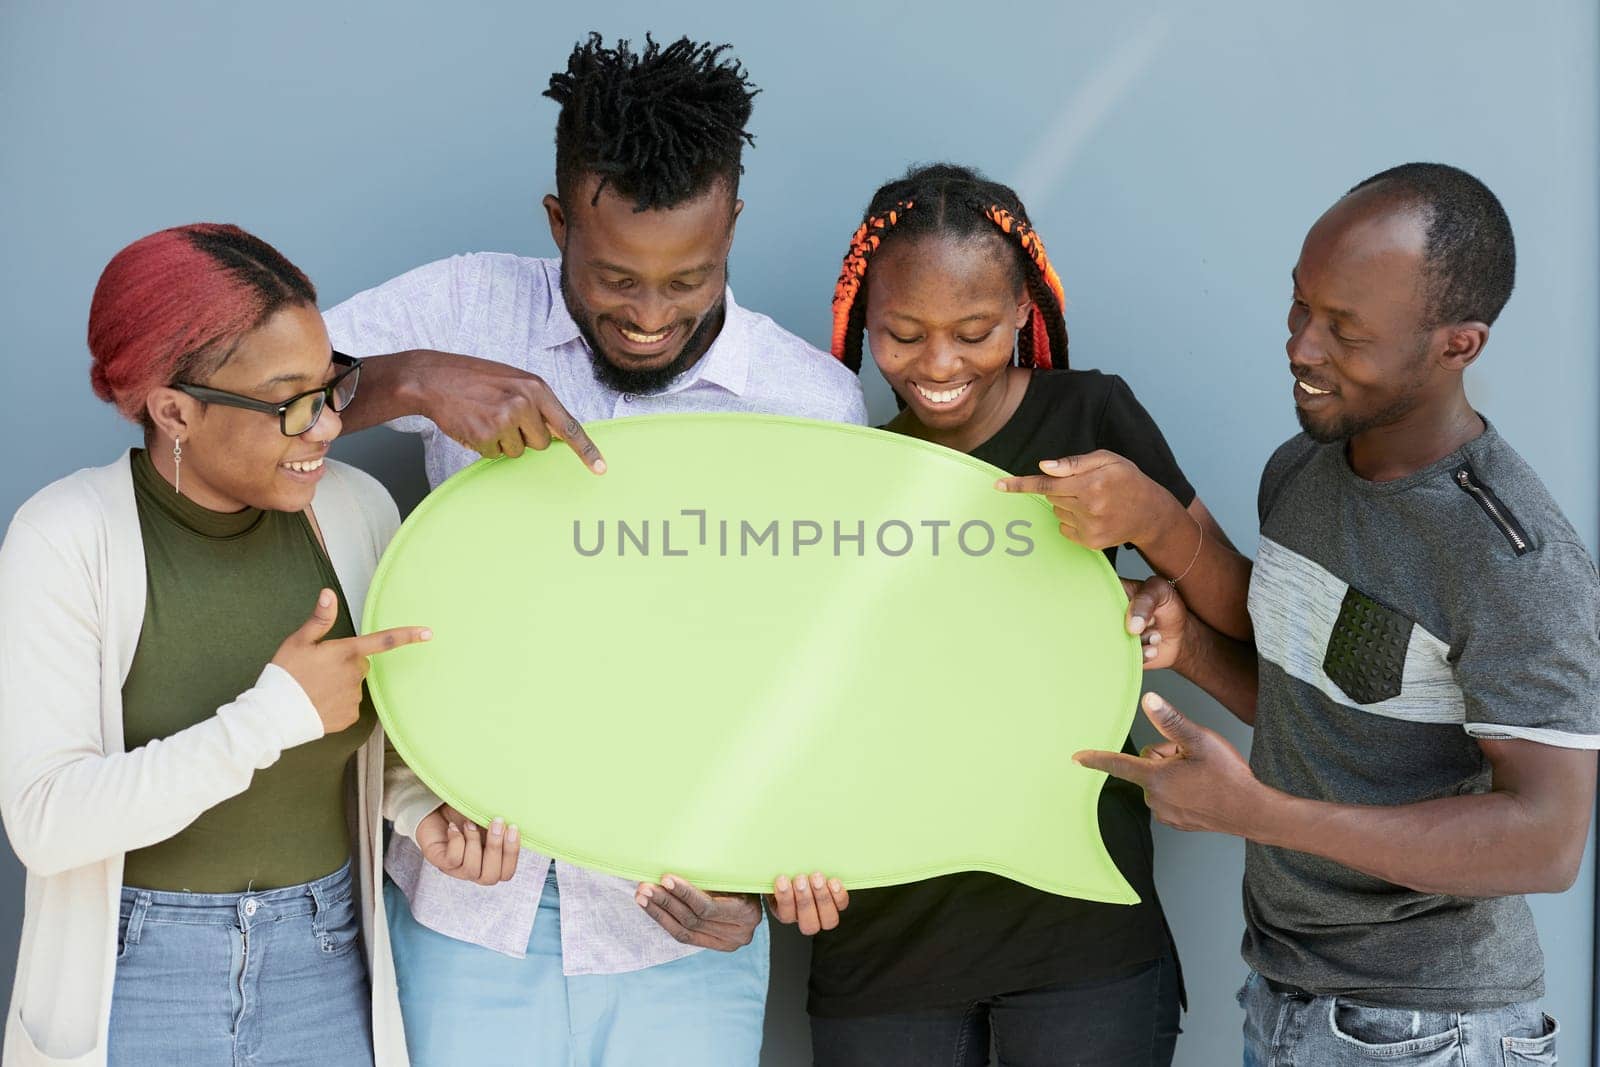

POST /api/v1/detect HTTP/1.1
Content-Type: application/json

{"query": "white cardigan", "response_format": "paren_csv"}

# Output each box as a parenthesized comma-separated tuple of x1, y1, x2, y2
(0, 452, 411, 1066)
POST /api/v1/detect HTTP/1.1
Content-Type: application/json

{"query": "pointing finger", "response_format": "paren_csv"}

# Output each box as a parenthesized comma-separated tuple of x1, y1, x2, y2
(1073, 748, 1153, 787)
(541, 399, 606, 475)
(346, 626, 433, 657)
(996, 474, 1073, 497)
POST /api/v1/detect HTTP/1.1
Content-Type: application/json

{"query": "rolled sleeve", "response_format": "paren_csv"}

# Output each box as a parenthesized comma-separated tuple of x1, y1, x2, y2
(1459, 540, 1600, 749)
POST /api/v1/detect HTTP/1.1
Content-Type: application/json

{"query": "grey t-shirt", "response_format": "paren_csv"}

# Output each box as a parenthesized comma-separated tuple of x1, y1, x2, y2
(1242, 421, 1600, 1009)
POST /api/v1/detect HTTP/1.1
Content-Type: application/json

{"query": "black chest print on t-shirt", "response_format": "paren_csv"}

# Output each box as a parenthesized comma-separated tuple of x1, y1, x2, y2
(1322, 587, 1414, 705)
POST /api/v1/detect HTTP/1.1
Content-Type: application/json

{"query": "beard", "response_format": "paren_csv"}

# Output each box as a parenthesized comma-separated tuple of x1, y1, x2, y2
(1296, 384, 1430, 444)
(1295, 335, 1432, 444)
(561, 269, 726, 395)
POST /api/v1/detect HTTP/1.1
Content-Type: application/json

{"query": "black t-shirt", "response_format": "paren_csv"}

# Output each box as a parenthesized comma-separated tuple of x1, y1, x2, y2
(807, 369, 1197, 1018)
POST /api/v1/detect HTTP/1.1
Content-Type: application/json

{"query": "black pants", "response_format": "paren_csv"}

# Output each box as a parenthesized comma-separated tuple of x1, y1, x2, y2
(809, 954, 1181, 1067)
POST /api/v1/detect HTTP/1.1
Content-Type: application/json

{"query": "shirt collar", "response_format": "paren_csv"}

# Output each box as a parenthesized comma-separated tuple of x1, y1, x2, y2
(543, 264, 750, 398)
(543, 262, 584, 347)
(675, 287, 750, 397)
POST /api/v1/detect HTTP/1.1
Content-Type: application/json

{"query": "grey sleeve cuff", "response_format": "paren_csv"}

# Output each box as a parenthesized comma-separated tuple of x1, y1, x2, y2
(1464, 722, 1600, 750)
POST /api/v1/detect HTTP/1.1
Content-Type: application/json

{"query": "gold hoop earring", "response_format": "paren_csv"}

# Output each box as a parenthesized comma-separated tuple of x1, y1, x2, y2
(173, 437, 183, 496)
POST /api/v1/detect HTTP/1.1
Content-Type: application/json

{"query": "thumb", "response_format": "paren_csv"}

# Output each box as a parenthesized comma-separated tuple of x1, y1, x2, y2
(1141, 691, 1203, 748)
(1126, 576, 1174, 634)
(295, 588, 340, 644)
(1038, 454, 1083, 476)
(1039, 451, 1112, 477)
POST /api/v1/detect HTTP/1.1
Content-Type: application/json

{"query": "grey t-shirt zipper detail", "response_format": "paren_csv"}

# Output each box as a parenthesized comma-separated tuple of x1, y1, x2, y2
(1454, 462, 1530, 556)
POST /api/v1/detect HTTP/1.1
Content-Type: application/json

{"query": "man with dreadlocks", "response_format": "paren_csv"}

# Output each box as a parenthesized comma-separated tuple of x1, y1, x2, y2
(321, 33, 865, 1065)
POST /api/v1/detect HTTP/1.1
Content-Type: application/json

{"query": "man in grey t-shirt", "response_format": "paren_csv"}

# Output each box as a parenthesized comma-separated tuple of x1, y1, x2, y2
(1081, 164, 1598, 1065)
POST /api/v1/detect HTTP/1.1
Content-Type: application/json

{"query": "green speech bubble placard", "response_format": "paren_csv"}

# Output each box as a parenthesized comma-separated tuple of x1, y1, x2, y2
(364, 414, 1140, 903)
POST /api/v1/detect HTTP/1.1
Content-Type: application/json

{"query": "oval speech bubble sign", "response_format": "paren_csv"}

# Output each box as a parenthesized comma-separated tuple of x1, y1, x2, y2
(365, 414, 1140, 904)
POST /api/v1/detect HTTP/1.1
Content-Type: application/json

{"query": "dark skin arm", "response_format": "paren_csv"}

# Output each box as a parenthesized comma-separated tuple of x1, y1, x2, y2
(1123, 575, 1259, 725)
(1078, 693, 1597, 896)
(634, 876, 762, 951)
(999, 454, 1253, 640)
(340, 349, 606, 472)
(633, 871, 854, 945)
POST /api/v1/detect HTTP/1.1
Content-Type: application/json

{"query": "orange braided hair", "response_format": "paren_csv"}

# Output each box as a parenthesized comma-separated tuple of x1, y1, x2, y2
(828, 191, 1067, 373)
(982, 206, 1065, 371)
(830, 201, 913, 360)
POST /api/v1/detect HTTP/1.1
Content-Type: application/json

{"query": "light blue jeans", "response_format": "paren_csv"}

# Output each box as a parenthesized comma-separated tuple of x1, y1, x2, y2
(386, 868, 770, 1066)
(1239, 970, 1558, 1066)
(108, 860, 372, 1066)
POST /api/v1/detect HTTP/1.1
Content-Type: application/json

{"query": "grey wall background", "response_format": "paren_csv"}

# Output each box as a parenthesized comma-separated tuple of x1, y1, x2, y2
(2, 2, 1596, 1064)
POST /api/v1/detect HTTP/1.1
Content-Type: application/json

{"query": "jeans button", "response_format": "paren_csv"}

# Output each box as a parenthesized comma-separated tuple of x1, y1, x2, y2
(622, 393, 636, 403)
(243, 898, 259, 917)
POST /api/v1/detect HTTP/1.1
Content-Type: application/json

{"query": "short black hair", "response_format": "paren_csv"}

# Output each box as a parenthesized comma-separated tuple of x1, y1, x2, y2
(544, 33, 759, 212)
(1348, 162, 1516, 326)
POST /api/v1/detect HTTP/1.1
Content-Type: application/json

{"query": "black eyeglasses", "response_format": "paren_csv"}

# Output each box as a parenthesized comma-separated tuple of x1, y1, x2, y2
(175, 352, 362, 437)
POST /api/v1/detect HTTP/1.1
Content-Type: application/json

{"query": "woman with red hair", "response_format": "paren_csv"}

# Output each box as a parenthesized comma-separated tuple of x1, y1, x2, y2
(0, 224, 429, 1065)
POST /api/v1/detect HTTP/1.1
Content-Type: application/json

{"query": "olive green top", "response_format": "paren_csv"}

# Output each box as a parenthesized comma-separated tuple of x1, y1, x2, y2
(120, 449, 376, 892)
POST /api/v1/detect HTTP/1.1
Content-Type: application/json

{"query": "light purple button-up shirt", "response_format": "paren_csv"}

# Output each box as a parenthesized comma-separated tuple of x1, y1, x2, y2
(325, 253, 866, 974)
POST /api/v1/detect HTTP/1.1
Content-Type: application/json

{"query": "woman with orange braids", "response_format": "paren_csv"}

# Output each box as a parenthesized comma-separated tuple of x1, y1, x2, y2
(767, 163, 1254, 1066)
(0, 224, 429, 1065)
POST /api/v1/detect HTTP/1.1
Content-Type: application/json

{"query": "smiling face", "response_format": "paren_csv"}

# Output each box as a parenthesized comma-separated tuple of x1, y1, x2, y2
(866, 233, 1031, 445)
(1287, 190, 1450, 444)
(546, 175, 741, 393)
(145, 302, 343, 513)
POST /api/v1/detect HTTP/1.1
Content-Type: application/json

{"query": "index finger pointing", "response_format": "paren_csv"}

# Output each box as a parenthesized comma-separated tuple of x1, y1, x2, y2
(346, 626, 434, 657)
(541, 399, 606, 475)
(995, 475, 1066, 496)
(1073, 749, 1153, 787)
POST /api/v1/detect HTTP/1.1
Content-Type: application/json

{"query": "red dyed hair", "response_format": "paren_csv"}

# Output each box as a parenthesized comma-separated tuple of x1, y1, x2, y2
(88, 223, 317, 426)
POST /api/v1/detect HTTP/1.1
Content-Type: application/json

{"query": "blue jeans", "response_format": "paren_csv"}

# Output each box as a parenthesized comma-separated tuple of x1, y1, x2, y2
(108, 861, 372, 1066)
(808, 954, 1181, 1066)
(1239, 970, 1559, 1066)
(386, 869, 770, 1066)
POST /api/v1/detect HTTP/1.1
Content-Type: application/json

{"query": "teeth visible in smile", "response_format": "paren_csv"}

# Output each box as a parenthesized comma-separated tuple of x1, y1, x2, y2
(620, 326, 671, 344)
(1297, 381, 1331, 396)
(914, 381, 971, 404)
(283, 458, 324, 473)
